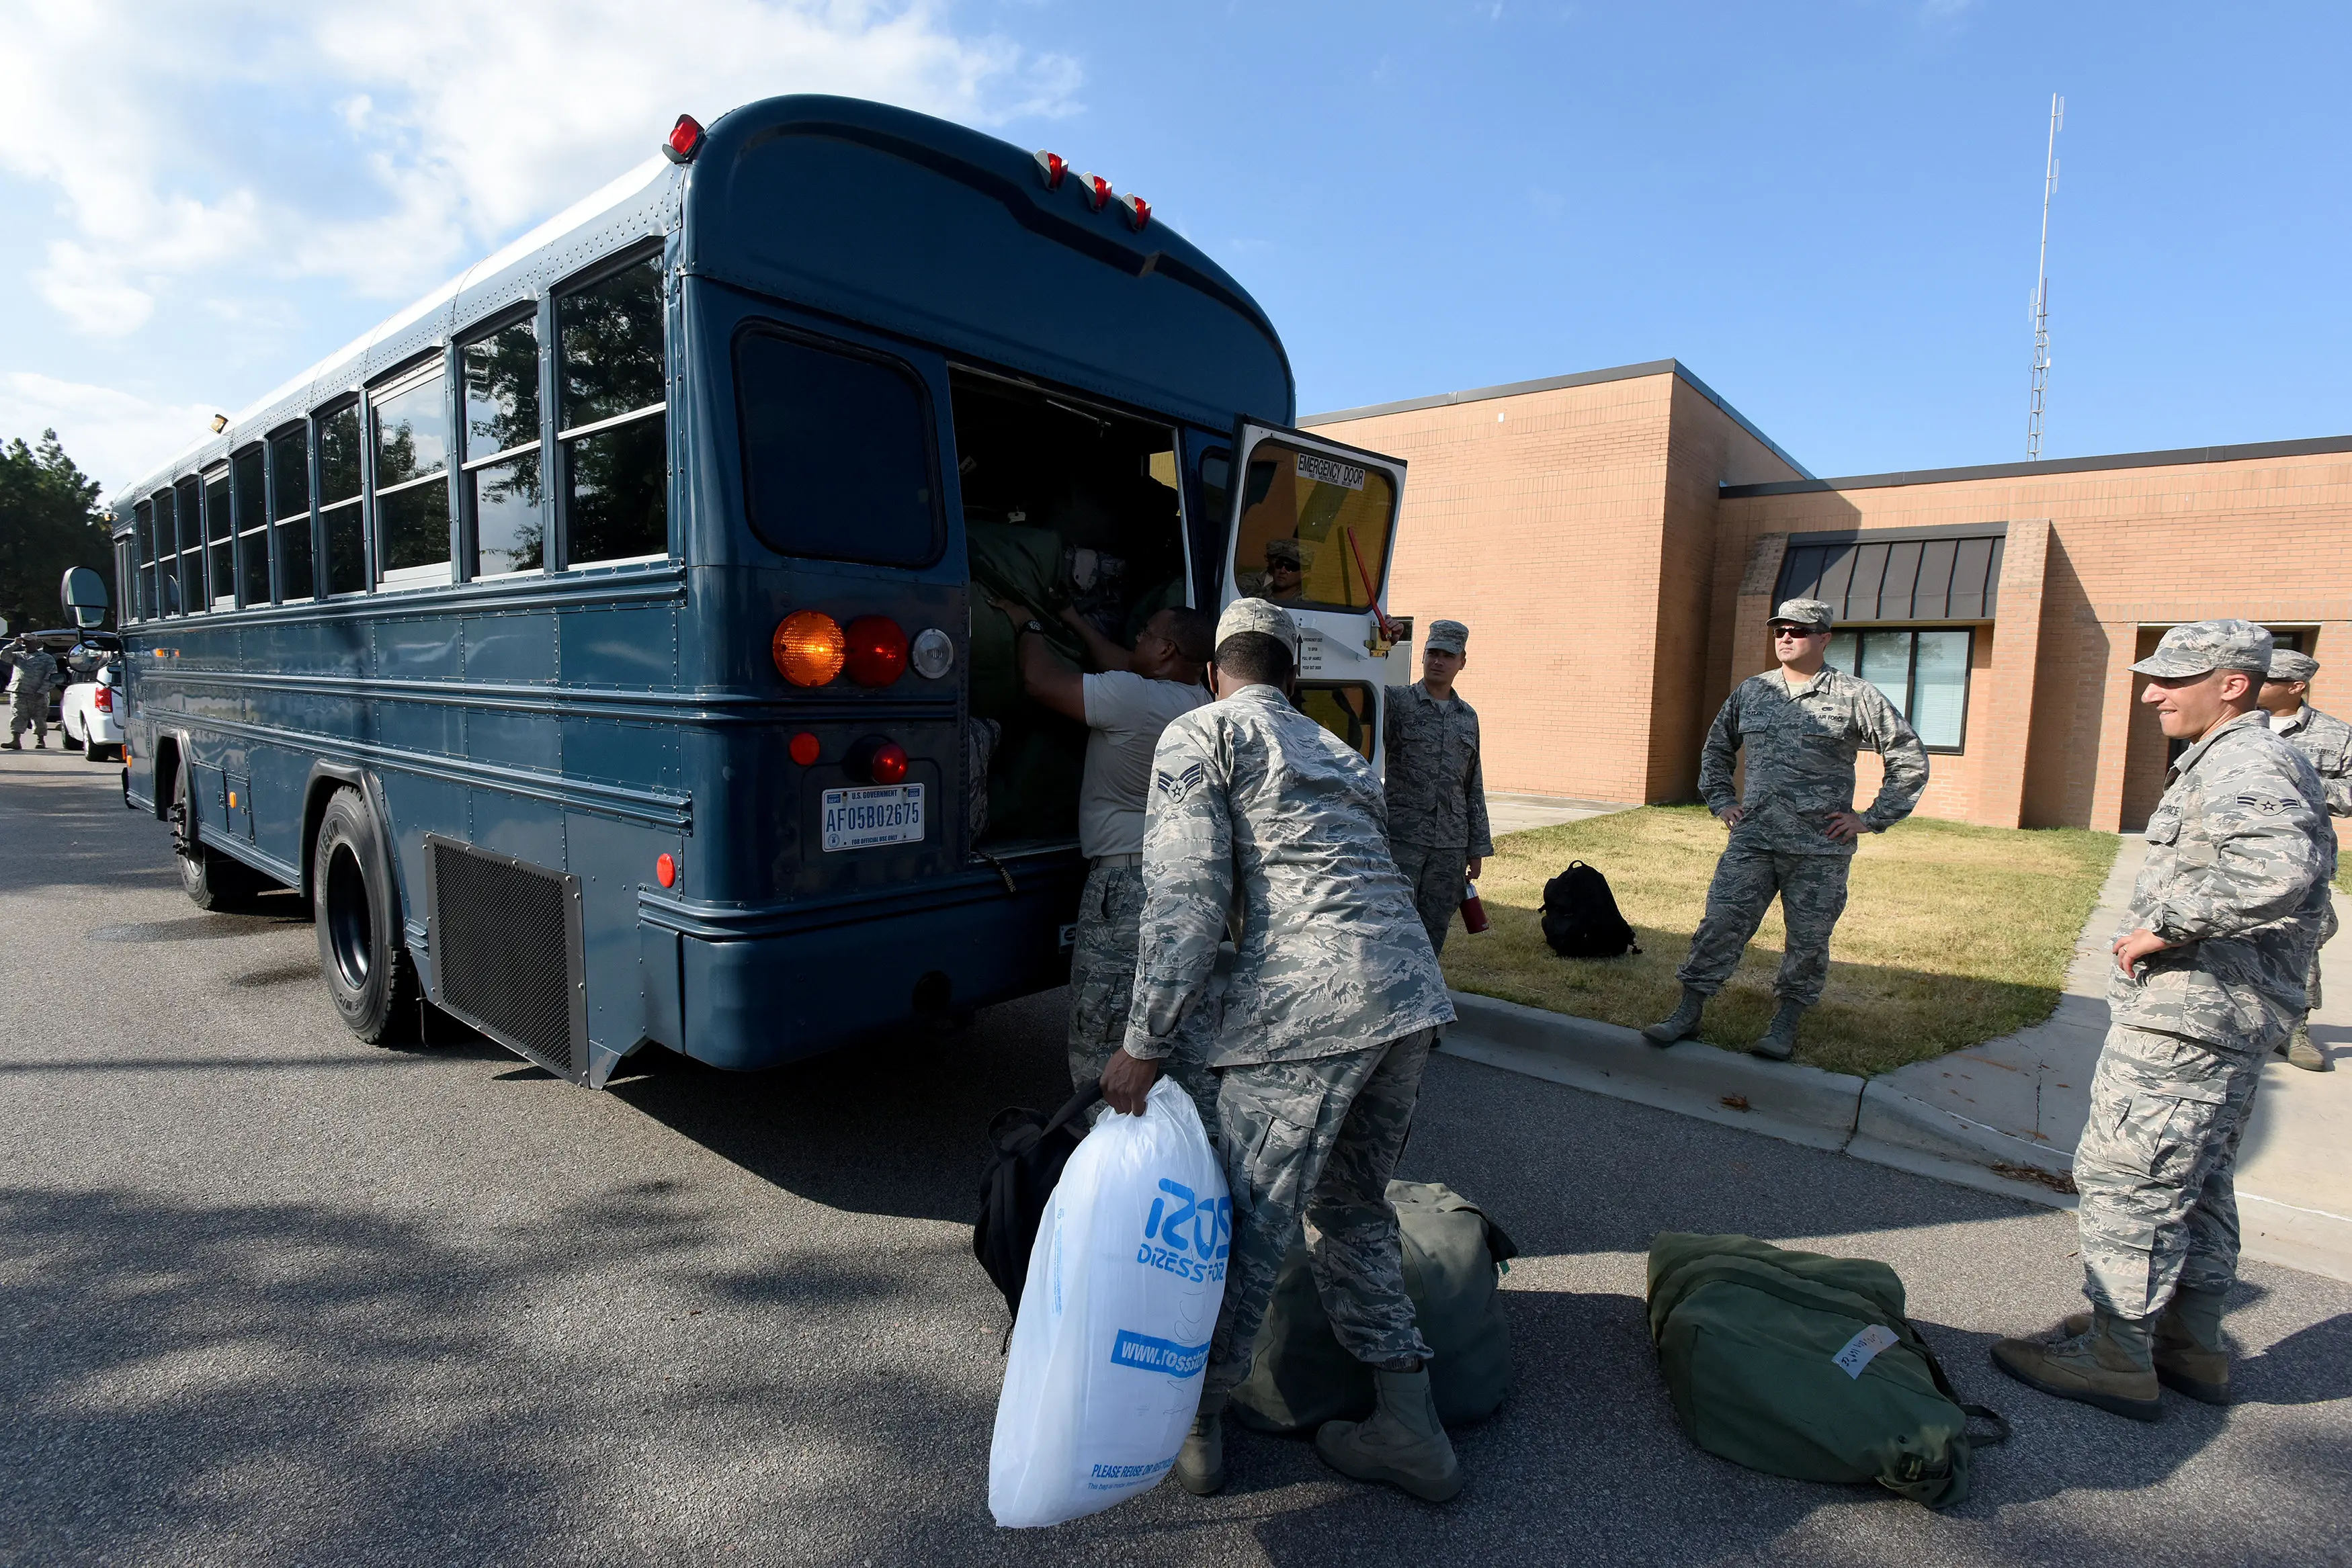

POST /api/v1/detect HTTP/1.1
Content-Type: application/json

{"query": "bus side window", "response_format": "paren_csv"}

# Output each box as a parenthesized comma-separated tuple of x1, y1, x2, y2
(233, 446, 269, 606)
(318, 404, 366, 595)
(269, 425, 314, 601)
(558, 254, 667, 566)
(133, 500, 155, 620)
(153, 490, 177, 615)
(735, 329, 939, 568)
(372, 361, 453, 582)
(463, 319, 544, 576)
(175, 478, 206, 611)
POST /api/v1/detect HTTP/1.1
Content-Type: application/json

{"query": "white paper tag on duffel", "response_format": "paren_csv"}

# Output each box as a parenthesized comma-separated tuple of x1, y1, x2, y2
(1832, 1323, 1900, 1379)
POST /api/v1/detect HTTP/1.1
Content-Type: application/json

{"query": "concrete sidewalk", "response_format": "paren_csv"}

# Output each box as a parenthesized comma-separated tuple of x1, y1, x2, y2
(1445, 832, 2352, 1282)
(1482, 791, 1636, 836)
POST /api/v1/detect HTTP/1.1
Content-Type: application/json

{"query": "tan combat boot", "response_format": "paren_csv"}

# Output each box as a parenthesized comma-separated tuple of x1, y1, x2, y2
(1642, 986, 1706, 1047)
(1991, 1308, 2161, 1421)
(2058, 1284, 2230, 1405)
(1749, 1001, 1804, 1061)
(1314, 1363, 1463, 1501)
(1173, 1405, 1225, 1495)
(2284, 1025, 2330, 1072)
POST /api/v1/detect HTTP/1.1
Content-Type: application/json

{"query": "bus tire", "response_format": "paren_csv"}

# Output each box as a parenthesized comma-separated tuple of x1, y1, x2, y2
(172, 761, 262, 910)
(312, 787, 419, 1044)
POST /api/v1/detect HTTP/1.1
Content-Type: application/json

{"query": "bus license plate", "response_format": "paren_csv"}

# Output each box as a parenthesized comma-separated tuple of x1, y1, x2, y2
(821, 784, 925, 852)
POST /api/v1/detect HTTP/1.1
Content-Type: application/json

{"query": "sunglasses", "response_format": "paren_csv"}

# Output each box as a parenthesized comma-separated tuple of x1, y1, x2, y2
(1771, 625, 1826, 639)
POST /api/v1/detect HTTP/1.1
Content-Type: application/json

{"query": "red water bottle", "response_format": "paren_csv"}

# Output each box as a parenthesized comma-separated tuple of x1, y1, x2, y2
(1460, 878, 1489, 935)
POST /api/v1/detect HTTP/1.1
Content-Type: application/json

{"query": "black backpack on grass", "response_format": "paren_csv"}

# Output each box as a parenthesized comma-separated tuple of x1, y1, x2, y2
(973, 1081, 1103, 1325)
(1540, 861, 1640, 959)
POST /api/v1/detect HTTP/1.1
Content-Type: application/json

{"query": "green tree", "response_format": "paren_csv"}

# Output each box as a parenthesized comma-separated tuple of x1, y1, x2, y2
(0, 429, 111, 632)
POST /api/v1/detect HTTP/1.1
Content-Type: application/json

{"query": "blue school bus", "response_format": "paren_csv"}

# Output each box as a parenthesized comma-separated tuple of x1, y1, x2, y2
(111, 95, 1413, 1086)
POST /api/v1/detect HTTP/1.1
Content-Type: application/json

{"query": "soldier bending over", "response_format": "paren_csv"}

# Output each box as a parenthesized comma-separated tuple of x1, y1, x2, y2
(1100, 597, 1461, 1502)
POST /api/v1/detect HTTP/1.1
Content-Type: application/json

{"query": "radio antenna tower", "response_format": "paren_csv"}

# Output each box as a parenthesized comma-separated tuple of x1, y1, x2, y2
(2026, 93, 2063, 461)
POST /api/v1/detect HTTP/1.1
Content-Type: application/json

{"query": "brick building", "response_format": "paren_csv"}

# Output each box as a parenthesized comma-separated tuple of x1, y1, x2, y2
(1303, 360, 2352, 832)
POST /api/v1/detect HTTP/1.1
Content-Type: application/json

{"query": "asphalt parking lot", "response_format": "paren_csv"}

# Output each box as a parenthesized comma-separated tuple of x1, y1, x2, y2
(3, 748, 2347, 1568)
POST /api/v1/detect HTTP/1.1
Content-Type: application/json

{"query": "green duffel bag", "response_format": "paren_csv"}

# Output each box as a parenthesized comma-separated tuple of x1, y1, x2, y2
(1646, 1233, 2009, 1510)
(1229, 1181, 1518, 1432)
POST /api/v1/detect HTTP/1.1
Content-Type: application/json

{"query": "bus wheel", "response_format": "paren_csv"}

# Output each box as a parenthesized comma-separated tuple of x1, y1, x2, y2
(312, 788, 418, 1043)
(171, 763, 261, 910)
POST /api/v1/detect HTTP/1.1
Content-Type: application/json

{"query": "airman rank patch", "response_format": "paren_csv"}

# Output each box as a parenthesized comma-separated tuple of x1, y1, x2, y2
(1157, 761, 1206, 803)
(2236, 794, 2290, 814)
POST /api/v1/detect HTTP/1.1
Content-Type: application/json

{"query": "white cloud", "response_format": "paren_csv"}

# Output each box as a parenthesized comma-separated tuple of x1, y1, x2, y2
(0, 373, 221, 498)
(0, 0, 1083, 330)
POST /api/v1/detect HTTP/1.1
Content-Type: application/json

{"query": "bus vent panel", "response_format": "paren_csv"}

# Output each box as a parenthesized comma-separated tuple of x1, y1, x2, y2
(425, 835, 589, 1082)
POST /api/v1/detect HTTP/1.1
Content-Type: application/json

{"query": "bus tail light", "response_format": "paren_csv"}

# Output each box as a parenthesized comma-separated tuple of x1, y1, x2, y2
(789, 731, 821, 766)
(664, 114, 705, 164)
(847, 738, 909, 785)
(843, 615, 909, 687)
(774, 611, 846, 686)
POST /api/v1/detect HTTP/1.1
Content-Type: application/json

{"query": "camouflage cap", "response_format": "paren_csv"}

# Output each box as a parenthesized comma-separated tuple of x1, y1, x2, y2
(1216, 596, 1300, 656)
(1768, 598, 1835, 629)
(2130, 619, 2274, 678)
(1263, 537, 1302, 566)
(1426, 619, 1468, 654)
(2269, 648, 2320, 683)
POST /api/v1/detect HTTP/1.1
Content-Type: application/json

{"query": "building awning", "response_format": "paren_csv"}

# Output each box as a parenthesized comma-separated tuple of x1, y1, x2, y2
(1775, 525, 2005, 623)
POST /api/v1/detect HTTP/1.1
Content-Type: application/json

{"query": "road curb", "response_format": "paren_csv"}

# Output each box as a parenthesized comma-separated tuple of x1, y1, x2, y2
(1440, 992, 1864, 1153)
(1443, 991, 2087, 1207)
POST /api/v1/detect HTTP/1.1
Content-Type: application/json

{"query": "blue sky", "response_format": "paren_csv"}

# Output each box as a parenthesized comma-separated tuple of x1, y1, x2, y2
(3, 1, 2346, 495)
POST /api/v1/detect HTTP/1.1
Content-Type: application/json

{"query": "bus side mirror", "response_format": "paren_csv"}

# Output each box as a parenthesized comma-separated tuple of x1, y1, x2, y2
(61, 566, 109, 630)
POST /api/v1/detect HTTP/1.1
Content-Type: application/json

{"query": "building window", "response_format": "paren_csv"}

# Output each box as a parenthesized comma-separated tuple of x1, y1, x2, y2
(558, 253, 667, 566)
(1826, 627, 1972, 750)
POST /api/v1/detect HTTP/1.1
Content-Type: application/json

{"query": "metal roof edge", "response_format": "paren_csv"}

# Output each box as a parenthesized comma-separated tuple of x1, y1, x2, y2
(1720, 433, 2352, 498)
(1298, 359, 1814, 480)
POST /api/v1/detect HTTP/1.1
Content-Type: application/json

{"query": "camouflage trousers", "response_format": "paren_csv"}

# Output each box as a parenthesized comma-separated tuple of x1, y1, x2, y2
(1675, 846, 1851, 1007)
(1066, 860, 1217, 1121)
(2300, 901, 2337, 1016)
(2074, 1025, 2265, 1320)
(9, 687, 46, 742)
(1199, 1029, 1437, 1411)
(1391, 840, 1468, 958)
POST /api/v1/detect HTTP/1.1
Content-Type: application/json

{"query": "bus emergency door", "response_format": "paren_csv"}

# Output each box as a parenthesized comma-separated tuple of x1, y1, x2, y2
(1218, 422, 1413, 768)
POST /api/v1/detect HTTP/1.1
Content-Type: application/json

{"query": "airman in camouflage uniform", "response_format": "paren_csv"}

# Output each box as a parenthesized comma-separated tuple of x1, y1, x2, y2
(3, 639, 56, 750)
(2259, 647, 2348, 1072)
(1384, 619, 1493, 957)
(1103, 595, 1462, 1503)
(1644, 599, 1929, 1060)
(1994, 621, 2331, 1420)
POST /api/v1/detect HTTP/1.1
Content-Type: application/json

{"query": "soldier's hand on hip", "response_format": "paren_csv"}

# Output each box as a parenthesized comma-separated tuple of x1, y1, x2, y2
(1824, 809, 1864, 843)
(2111, 928, 2175, 977)
(1100, 1047, 1162, 1117)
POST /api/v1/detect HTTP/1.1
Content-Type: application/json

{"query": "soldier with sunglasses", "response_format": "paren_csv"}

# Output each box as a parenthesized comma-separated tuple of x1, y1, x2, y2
(1644, 598, 1929, 1059)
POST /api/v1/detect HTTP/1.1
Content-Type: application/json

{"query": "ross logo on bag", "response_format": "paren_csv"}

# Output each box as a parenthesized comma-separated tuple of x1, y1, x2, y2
(1136, 1178, 1230, 1283)
(1107, 1330, 1211, 1379)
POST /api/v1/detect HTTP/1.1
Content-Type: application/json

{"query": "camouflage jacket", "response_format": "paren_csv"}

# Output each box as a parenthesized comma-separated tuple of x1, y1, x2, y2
(4, 648, 56, 697)
(2273, 705, 2352, 818)
(1124, 683, 1456, 1068)
(1698, 666, 1930, 856)
(1380, 683, 1493, 855)
(2113, 709, 2335, 1050)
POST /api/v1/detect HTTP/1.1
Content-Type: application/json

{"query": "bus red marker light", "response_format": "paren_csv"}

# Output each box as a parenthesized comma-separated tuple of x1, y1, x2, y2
(1034, 150, 1067, 189)
(663, 114, 705, 164)
(869, 742, 909, 785)
(1082, 173, 1111, 212)
(774, 610, 846, 686)
(843, 615, 908, 687)
(655, 853, 677, 888)
(789, 731, 821, 767)
(1119, 192, 1150, 231)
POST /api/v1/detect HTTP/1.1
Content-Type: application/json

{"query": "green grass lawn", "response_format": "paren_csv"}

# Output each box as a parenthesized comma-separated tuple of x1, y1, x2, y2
(1441, 805, 2119, 1079)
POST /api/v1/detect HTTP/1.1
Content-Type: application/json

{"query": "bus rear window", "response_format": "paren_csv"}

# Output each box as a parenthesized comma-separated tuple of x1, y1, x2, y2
(734, 329, 939, 568)
(1232, 441, 1397, 612)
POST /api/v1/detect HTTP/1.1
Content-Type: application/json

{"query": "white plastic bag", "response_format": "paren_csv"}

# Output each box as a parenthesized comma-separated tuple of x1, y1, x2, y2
(989, 1076, 1230, 1528)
